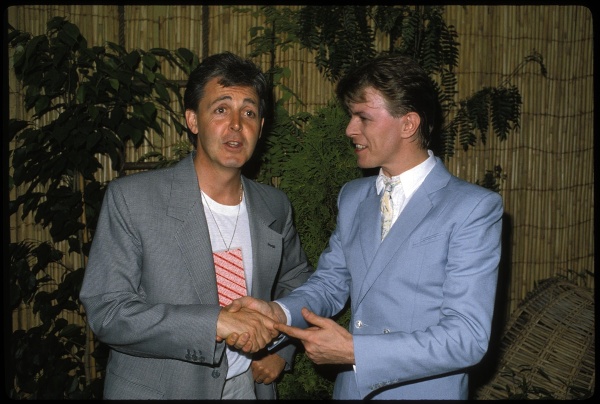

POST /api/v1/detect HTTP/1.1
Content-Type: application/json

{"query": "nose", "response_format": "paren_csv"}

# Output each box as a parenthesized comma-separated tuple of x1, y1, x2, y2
(230, 117, 242, 132)
(345, 117, 358, 138)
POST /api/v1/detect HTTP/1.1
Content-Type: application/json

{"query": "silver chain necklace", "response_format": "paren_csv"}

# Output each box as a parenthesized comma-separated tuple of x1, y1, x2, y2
(201, 183, 243, 251)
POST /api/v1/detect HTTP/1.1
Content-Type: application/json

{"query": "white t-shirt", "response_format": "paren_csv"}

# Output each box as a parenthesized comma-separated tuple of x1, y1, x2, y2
(201, 191, 253, 379)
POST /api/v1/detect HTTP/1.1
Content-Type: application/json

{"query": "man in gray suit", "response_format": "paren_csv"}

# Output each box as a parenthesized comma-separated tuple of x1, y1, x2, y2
(79, 52, 313, 399)
(228, 54, 504, 399)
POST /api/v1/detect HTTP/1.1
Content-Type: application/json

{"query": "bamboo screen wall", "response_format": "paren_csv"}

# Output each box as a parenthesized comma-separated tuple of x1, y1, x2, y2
(7, 5, 594, 330)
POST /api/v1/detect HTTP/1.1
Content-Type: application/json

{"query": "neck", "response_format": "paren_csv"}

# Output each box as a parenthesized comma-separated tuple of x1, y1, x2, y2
(201, 180, 243, 206)
(382, 148, 429, 177)
(194, 152, 244, 205)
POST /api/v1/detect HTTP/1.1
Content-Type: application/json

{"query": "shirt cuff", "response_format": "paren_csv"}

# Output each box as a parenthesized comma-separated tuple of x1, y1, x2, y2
(266, 301, 291, 352)
(273, 301, 291, 325)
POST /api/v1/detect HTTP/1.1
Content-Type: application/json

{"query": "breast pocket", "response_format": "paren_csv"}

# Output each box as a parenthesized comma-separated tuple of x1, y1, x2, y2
(410, 232, 449, 271)
(412, 232, 445, 247)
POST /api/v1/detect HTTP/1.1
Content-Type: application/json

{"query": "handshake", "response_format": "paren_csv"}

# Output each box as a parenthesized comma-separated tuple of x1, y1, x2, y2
(217, 297, 354, 366)
(216, 296, 287, 353)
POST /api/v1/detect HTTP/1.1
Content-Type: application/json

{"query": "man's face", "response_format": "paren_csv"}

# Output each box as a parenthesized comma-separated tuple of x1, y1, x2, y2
(186, 77, 264, 171)
(344, 87, 408, 176)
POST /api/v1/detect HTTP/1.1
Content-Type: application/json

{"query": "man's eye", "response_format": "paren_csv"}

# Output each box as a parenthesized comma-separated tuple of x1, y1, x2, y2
(215, 107, 226, 114)
(245, 110, 256, 118)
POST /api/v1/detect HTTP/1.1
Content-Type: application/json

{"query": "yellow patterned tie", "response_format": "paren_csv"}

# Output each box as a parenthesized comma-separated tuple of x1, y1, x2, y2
(381, 178, 402, 240)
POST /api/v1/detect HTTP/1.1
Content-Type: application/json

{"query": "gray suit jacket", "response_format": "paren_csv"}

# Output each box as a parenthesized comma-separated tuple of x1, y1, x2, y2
(278, 157, 503, 399)
(79, 153, 312, 399)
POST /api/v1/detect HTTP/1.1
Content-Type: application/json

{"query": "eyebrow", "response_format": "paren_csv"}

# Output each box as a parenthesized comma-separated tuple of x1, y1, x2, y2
(208, 95, 258, 109)
(350, 105, 371, 116)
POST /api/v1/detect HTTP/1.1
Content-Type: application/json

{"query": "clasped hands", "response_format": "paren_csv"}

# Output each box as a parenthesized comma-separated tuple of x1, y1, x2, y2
(216, 297, 355, 365)
(215, 297, 284, 353)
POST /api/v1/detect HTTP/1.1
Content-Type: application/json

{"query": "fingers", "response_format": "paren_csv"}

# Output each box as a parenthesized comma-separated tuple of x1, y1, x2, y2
(241, 339, 253, 353)
(227, 296, 269, 315)
(273, 307, 329, 343)
(217, 298, 292, 353)
(217, 306, 280, 353)
(274, 322, 308, 341)
(251, 354, 286, 384)
(273, 307, 324, 335)
(228, 332, 254, 353)
(227, 297, 286, 324)
(225, 332, 243, 346)
(241, 307, 279, 350)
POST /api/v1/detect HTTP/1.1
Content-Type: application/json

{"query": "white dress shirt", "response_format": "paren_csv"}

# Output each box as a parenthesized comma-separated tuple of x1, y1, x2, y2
(376, 150, 437, 227)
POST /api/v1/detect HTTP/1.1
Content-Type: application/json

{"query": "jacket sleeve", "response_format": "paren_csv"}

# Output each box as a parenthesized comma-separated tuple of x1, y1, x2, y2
(79, 179, 226, 365)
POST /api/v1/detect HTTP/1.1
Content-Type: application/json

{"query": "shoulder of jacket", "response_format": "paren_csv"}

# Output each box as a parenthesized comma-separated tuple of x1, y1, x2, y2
(340, 176, 375, 195)
(108, 164, 176, 196)
(245, 179, 287, 199)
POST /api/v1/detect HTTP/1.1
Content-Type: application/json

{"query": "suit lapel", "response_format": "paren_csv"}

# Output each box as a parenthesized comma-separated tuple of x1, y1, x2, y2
(242, 178, 282, 301)
(168, 153, 220, 303)
(355, 159, 450, 305)
(358, 192, 382, 269)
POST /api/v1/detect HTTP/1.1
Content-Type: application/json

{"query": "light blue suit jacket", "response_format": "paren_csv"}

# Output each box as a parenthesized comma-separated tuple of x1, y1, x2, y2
(79, 153, 312, 399)
(277, 157, 503, 399)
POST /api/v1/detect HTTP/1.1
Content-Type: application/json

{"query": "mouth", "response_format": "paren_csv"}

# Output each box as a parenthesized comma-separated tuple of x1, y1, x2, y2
(225, 141, 242, 147)
(354, 143, 367, 150)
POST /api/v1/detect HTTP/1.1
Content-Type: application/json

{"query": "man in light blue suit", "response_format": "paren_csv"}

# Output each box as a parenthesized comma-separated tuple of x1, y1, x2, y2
(79, 52, 312, 400)
(229, 54, 504, 399)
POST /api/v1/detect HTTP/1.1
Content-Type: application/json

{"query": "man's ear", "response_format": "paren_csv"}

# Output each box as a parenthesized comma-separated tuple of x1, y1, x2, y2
(185, 109, 199, 134)
(400, 112, 421, 139)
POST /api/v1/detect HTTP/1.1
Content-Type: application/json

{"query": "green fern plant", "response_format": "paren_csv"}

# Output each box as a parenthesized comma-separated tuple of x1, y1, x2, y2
(278, 101, 360, 264)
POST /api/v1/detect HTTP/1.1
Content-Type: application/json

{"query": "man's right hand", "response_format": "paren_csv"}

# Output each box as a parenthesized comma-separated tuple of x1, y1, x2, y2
(220, 297, 288, 351)
(228, 296, 287, 323)
(216, 306, 279, 353)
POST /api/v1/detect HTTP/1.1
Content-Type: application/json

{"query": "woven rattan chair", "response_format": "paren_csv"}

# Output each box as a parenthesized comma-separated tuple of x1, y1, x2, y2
(472, 277, 594, 399)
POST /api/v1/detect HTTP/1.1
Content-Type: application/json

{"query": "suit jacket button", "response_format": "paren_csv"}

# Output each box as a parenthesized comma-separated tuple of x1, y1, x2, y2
(212, 369, 221, 378)
(383, 328, 390, 334)
(355, 320, 363, 328)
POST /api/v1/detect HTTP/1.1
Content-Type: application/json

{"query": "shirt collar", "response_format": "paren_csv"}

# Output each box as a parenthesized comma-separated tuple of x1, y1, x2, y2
(376, 150, 436, 196)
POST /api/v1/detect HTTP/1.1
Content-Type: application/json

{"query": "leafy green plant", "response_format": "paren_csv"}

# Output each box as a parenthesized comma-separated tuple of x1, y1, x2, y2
(137, 139, 193, 169)
(277, 101, 360, 262)
(8, 17, 195, 398)
(9, 240, 103, 399)
(476, 165, 506, 193)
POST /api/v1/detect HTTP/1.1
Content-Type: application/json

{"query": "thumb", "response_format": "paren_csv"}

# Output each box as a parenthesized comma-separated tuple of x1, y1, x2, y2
(301, 307, 326, 327)
(226, 299, 243, 313)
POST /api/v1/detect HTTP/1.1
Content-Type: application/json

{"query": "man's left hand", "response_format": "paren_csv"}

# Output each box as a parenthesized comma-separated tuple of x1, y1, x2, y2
(274, 307, 355, 365)
(251, 353, 286, 384)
